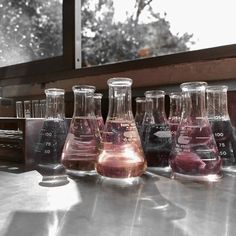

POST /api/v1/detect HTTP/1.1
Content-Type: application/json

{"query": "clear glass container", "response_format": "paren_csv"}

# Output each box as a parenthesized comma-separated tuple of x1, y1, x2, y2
(34, 88, 68, 186)
(94, 93, 105, 133)
(135, 97, 146, 135)
(141, 90, 172, 170)
(168, 92, 182, 138)
(96, 78, 146, 179)
(61, 85, 101, 176)
(207, 85, 236, 174)
(170, 82, 222, 182)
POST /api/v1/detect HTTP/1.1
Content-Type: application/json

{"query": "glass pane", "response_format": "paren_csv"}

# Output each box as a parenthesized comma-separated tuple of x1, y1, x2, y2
(80, 0, 236, 67)
(0, 0, 63, 68)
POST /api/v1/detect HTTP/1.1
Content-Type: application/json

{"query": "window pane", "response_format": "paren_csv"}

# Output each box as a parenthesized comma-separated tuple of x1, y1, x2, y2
(0, 0, 63, 68)
(81, 0, 236, 67)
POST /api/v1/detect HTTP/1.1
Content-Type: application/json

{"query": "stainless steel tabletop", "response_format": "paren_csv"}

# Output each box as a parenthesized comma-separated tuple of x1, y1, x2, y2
(0, 162, 236, 236)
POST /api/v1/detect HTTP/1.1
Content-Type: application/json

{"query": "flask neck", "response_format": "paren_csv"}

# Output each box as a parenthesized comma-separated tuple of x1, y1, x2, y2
(207, 88, 229, 120)
(183, 90, 206, 118)
(169, 96, 182, 118)
(135, 100, 146, 116)
(94, 97, 102, 117)
(45, 93, 65, 119)
(74, 91, 95, 117)
(107, 86, 133, 120)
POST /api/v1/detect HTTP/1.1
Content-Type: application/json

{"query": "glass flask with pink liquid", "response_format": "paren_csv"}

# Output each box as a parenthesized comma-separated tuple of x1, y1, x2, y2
(207, 85, 236, 174)
(141, 90, 172, 170)
(35, 88, 68, 186)
(96, 78, 146, 179)
(135, 97, 146, 135)
(170, 82, 222, 182)
(94, 93, 105, 133)
(61, 85, 101, 176)
(168, 92, 182, 138)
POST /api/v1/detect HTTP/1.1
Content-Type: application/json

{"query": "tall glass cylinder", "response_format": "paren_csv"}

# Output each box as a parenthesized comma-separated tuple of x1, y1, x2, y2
(135, 97, 146, 135)
(61, 85, 101, 176)
(168, 92, 182, 138)
(94, 93, 104, 133)
(96, 78, 146, 179)
(170, 82, 222, 182)
(35, 88, 68, 186)
(207, 85, 236, 173)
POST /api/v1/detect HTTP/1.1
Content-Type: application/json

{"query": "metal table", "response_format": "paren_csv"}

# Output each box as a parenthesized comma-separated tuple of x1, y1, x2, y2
(0, 162, 235, 236)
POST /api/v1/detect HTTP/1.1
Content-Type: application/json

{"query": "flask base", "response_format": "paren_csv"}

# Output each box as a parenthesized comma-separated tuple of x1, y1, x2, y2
(98, 176, 142, 187)
(171, 172, 223, 182)
(39, 175, 69, 187)
(222, 166, 236, 176)
(66, 169, 97, 177)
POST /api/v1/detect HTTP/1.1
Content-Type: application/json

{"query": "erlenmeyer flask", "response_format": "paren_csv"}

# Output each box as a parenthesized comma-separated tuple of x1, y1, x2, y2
(96, 78, 146, 179)
(61, 85, 101, 176)
(35, 88, 68, 186)
(168, 92, 182, 138)
(170, 82, 222, 182)
(206, 85, 236, 174)
(135, 97, 146, 135)
(94, 93, 105, 133)
(141, 90, 172, 170)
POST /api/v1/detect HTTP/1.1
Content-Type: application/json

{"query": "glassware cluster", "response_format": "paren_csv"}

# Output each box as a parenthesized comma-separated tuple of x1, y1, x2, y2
(30, 78, 236, 185)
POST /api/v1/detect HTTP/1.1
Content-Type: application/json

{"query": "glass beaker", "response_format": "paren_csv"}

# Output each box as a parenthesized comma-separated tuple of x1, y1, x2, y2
(96, 78, 146, 179)
(141, 90, 172, 170)
(168, 92, 182, 138)
(34, 88, 68, 186)
(61, 85, 101, 176)
(135, 97, 146, 135)
(170, 82, 222, 182)
(16, 101, 23, 118)
(206, 85, 236, 174)
(24, 100, 32, 118)
(94, 93, 104, 133)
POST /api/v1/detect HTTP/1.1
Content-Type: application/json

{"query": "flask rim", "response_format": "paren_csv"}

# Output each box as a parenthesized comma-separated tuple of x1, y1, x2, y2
(135, 97, 146, 102)
(206, 85, 228, 92)
(144, 90, 165, 98)
(72, 85, 96, 93)
(180, 82, 207, 91)
(45, 88, 65, 95)
(169, 92, 182, 97)
(94, 93, 103, 99)
(107, 77, 132, 87)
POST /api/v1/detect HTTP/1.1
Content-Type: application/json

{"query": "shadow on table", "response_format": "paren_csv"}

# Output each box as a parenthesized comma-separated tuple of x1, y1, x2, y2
(3, 173, 188, 236)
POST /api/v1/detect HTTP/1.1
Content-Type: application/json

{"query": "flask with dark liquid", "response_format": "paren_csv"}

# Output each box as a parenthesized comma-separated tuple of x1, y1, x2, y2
(168, 92, 182, 138)
(96, 78, 146, 179)
(170, 82, 222, 182)
(141, 90, 172, 170)
(135, 97, 146, 135)
(35, 88, 68, 186)
(61, 85, 101, 176)
(207, 85, 236, 174)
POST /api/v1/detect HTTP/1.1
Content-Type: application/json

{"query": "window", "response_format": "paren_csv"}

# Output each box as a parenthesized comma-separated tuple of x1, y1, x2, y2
(80, 0, 236, 68)
(0, 0, 63, 67)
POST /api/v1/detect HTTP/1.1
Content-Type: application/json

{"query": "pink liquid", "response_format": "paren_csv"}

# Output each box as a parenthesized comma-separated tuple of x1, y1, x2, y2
(97, 120, 146, 178)
(171, 122, 222, 176)
(61, 117, 101, 171)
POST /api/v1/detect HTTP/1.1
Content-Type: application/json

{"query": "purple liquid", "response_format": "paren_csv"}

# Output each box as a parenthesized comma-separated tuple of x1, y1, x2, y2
(141, 124, 171, 167)
(62, 117, 101, 171)
(34, 119, 68, 176)
(210, 120, 236, 166)
(170, 123, 222, 176)
(97, 120, 146, 178)
(168, 117, 181, 137)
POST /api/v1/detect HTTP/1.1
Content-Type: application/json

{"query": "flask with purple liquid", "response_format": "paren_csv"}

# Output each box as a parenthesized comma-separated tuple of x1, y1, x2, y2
(207, 85, 236, 174)
(170, 82, 222, 182)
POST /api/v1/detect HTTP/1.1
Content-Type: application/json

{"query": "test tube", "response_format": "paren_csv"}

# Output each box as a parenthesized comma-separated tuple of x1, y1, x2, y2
(40, 99, 46, 118)
(16, 101, 23, 118)
(32, 100, 40, 118)
(24, 100, 32, 118)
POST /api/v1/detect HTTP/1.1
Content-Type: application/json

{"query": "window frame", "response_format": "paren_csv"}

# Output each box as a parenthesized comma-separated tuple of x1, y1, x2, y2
(0, 1, 236, 88)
